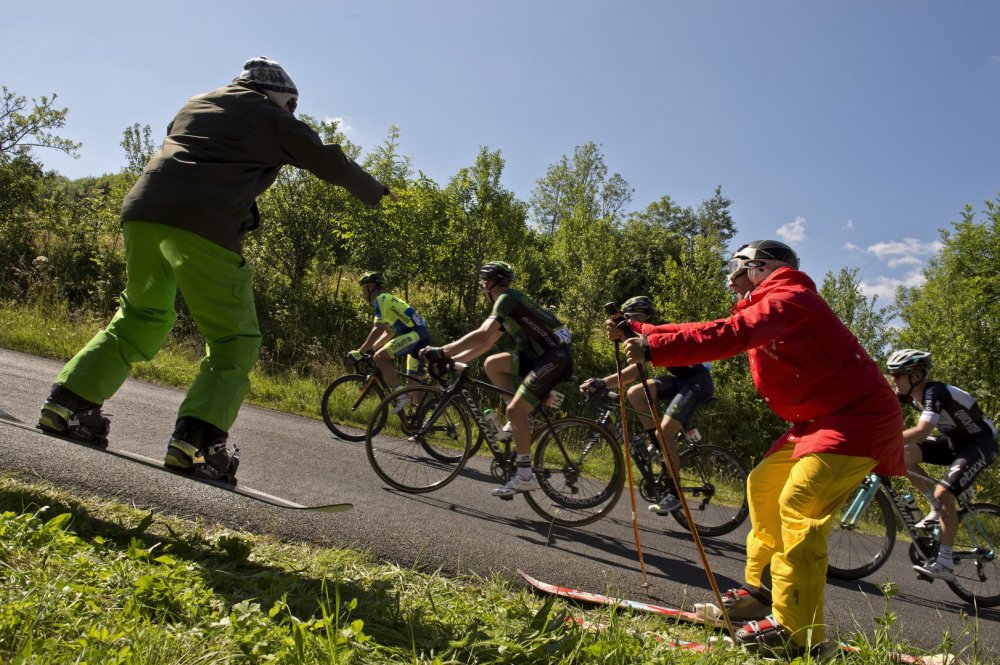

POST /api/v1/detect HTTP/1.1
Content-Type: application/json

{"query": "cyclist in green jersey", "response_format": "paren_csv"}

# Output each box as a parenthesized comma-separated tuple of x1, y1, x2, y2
(349, 272, 432, 413)
(421, 261, 573, 497)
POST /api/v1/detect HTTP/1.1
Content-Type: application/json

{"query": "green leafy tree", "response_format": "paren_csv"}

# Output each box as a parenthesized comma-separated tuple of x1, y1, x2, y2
(819, 267, 895, 362)
(0, 85, 80, 159)
(895, 197, 1000, 417)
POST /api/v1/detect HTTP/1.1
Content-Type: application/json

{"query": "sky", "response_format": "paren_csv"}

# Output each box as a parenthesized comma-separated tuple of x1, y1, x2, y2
(4, 1, 999, 305)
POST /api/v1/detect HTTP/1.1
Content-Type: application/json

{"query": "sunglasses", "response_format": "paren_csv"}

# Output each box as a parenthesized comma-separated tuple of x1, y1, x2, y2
(286, 97, 298, 113)
(889, 372, 907, 379)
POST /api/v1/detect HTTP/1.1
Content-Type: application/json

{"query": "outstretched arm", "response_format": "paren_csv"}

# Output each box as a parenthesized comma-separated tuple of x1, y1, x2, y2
(444, 318, 504, 363)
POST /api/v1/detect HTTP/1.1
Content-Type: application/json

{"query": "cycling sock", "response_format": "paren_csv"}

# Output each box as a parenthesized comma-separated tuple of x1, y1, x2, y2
(646, 429, 659, 450)
(937, 545, 954, 568)
(516, 454, 532, 480)
(921, 489, 942, 511)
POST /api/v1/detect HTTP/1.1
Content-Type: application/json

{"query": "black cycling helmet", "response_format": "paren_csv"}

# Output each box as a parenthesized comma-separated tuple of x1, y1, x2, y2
(728, 239, 800, 274)
(622, 295, 656, 319)
(886, 348, 932, 373)
(479, 261, 515, 286)
(358, 271, 384, 287)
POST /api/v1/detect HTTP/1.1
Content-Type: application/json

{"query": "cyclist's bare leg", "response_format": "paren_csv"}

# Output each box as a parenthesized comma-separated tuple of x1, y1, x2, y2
(657, 415, 683, 472)
(372, 348, 399, 388)
(933, 484, 959, 547)
(484, 353, 517, 405)
(626, 381, 656, 429)
(506, 395, 534, 458)
(904, 444, 936, 494)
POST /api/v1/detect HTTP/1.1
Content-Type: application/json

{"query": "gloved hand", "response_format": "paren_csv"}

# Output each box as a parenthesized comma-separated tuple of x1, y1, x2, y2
(347, 349, 365, 362)
(580, 377, 606, 393)
(421, 346, 448, 363)
(623, 335, 651, 365)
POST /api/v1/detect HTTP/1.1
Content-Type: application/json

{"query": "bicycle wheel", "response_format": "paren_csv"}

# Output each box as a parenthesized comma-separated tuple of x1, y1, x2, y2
(365, 386, 473, 493)
(525, 417, 624, 527)
(321, 374, 386, 442)
(669, 445, 750, 537)
(827, 485, 896, 580)
(946, 503, 1000, 607)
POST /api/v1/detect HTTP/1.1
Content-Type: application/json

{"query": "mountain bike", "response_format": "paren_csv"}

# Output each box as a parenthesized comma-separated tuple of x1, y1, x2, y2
(320, 354, 431, 442)
(827, 472, 1000, 606)
(582, 385, 749, 537)
(364, 360, 625, 527)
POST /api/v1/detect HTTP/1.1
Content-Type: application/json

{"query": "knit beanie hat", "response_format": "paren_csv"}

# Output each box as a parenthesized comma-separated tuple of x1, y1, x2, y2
(235, 56, 298, 95)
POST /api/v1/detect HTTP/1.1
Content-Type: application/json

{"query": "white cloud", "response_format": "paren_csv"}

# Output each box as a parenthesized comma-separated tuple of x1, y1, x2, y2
(865, 237, 943, 265)
(325, 116, 354, 134)
(777, 216, 807, 243)
(842, 242, 860, 251)
(859, 271, 926, 300)
(844, 219, 854, 230)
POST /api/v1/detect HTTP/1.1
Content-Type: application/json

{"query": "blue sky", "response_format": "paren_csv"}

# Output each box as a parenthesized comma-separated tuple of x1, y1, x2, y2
(4, 1, 998, 304)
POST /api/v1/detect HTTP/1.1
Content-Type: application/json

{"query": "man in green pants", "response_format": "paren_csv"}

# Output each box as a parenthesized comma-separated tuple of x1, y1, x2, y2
(38, 56, 396, 483)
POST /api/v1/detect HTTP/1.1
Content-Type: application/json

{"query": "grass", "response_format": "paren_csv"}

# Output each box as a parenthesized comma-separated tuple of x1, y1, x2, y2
(0, 300, 991, 663)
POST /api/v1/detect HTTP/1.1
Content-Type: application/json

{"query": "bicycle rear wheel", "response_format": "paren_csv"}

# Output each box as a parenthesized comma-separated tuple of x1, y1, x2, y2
(365, 386, 472, 493)
(946, 502, 1000, 607)
(525, 417, 624, 527)
(669, 444, 749, 537)
(826, 484, 896, 580)
(321, 374, 386, 442)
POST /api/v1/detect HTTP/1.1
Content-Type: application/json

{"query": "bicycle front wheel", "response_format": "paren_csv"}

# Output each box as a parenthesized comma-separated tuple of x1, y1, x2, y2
(321, 374, 386, 442)
(670, 445, 750, 537)
(525, 417, 624, 527)
(365, 386, 473, 493)
(826, 485, 896, 580)
(946, 502, 1000, 607)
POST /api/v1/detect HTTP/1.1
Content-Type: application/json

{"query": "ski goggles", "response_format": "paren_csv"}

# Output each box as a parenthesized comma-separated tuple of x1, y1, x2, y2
(726, 257, 767, 278)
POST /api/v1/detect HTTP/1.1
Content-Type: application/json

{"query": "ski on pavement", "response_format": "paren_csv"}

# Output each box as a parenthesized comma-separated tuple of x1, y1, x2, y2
(0, 410, 352, 512)
(517, 569, 951, 664)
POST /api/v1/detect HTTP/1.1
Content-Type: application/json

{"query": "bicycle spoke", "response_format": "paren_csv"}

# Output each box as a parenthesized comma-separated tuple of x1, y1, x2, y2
(669, 445, 749, 537)
(321, 374, 385, 442)
(948, 503, 1000, 606)
(826, 480, 896, 580)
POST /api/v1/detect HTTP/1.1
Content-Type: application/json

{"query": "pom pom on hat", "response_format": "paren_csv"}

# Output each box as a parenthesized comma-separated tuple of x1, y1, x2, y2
(236, 56, 298, 95)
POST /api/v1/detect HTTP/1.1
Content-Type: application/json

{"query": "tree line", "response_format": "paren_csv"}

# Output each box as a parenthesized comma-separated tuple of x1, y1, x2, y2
(1, 85, 997, 478)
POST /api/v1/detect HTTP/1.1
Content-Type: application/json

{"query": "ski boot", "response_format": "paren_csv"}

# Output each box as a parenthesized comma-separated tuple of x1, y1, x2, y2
(38, 384, 110, 447)
(164, 416, 239, 484)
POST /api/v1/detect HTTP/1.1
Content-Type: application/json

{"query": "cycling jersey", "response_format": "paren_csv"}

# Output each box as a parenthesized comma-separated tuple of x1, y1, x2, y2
(664, 363, 710, 380)
(373, 293, 428, 337)
(489, 289, 571, 360)
(906, 381, 998, 444)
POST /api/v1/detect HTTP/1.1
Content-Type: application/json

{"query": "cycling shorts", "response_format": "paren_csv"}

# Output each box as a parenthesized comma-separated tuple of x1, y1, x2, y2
(383, 327, 431, 377)
(511, 346, 574, 408)
(651, 372, 715, 428)
(917, 433, 999, 496)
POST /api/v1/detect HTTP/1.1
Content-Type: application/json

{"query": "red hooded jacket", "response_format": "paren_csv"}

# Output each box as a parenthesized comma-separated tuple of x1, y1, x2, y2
(634, 267, 905, 475)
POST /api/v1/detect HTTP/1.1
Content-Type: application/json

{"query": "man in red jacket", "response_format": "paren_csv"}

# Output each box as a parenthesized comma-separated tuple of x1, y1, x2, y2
(614, 239, 904, 656)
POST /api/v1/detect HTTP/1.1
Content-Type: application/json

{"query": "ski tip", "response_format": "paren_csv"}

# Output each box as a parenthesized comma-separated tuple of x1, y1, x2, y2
(309, 503, 353, 513)
(0, 408, 24, 423)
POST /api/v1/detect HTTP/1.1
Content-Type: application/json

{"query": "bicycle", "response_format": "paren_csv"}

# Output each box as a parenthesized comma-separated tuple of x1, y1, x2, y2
(827, 472, 1000, 606)
(364, 360, 625, 527)
(320, 354, 431, 442)
(582, 385, 750, 537)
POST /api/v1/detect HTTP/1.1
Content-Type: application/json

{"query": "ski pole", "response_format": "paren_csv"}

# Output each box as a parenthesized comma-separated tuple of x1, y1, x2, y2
(605, 302, 735, 635)
(604, 303, 649, 586)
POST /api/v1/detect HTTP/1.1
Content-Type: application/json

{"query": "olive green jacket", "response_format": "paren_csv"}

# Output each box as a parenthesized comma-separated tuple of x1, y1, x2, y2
(121, 82, 386, 253)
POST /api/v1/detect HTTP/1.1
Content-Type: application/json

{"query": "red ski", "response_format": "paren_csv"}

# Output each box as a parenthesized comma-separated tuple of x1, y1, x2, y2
(518, 570, 951, 664)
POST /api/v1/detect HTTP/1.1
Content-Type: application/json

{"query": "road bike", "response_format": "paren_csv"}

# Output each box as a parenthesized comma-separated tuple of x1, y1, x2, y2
(364, 360, 625, 527)
(583, 385, 750, 537)
(320, 354, 431, 442)
(827, 472, 1000, 606)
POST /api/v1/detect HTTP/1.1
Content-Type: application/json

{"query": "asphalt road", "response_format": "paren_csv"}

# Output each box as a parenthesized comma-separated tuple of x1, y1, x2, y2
(0, 347, 995, 657)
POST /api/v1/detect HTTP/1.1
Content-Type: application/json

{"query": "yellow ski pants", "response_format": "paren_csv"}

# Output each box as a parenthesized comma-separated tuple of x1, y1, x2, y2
(743, 443, 875, 646)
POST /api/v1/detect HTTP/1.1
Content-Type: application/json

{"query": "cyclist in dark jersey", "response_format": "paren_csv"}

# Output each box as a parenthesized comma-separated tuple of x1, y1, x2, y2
(887, 348, 998, 581)
(421, 261, 573, 498)
(581, 295, 714, 514)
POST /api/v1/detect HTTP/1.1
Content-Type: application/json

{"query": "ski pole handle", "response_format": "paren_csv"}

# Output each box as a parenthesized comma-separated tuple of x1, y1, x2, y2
(604, 301, 637, 339)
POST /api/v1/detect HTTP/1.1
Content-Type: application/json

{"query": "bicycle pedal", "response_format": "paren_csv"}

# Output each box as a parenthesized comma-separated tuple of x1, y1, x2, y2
(916, 573, 934, 583)
(498, 494, 514, 502)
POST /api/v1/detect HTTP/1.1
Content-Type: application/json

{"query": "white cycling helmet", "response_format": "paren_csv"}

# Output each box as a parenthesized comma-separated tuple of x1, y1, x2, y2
(886, 348, 932, 373)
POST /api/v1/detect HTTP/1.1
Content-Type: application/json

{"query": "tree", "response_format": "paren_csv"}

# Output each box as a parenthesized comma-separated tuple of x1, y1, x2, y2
(819, 267, 895, 362)
(120, 123, 156, 176)
(0, 86, 80, 160)
(895, 197, 1000, 417)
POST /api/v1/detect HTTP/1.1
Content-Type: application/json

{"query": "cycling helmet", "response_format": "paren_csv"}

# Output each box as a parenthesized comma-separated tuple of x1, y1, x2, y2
(728, 239, 800, 275)
(886, 348, 932, 373)
(358, 271, 384, 287)
(479, 261, 515, 286)
(622, 295, 656, 319)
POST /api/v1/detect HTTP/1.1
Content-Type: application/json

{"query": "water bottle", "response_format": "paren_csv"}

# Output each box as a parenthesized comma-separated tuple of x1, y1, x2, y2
(900, 492, 922, 522)
(483, 408, 502, 436)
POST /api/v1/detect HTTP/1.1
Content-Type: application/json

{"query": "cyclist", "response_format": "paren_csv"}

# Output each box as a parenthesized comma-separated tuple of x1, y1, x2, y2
(610, 239, 904, 657)
(349, 271, 432, 413)
(421, 261, 573, 498)
(580, 295, 714, 514)
(887, 348, 998, 581)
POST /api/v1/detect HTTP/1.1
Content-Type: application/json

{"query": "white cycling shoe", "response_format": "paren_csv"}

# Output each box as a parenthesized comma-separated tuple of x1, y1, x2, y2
(914, 558, 955, 582)
(915, 510, 940, 530)
(492, 474, 539, 497)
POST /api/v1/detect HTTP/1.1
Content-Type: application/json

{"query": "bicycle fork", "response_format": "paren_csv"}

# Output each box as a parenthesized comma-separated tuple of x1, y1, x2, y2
(839, 474, 882, 528)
